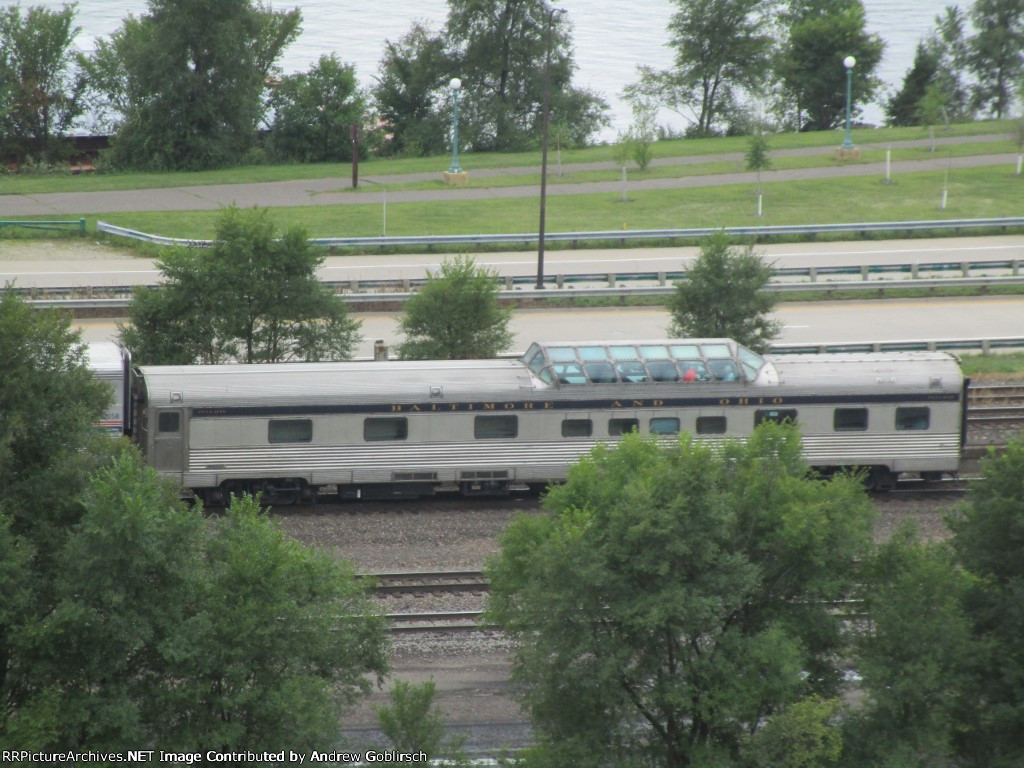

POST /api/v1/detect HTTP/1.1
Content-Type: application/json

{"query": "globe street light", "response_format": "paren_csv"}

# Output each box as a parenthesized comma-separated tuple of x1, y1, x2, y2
(841, 55, 856, 150)
(448, 77, 462, 173)
(536, 7, 567, 290)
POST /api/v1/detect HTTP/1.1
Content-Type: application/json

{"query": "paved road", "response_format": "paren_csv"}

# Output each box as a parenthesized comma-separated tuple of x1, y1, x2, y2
(73, 295, 1024, 358)
(0, 133, 1016, 217)
(5, 235, 1023, 289)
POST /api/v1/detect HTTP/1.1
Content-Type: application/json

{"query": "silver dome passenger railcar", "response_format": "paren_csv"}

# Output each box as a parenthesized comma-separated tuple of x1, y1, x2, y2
(126, 339, 966, 504)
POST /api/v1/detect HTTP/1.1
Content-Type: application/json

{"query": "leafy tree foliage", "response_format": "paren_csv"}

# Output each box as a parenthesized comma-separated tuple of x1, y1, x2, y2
(267, 54, 368, 163)
(373, 22, 455, 158)
(5, 451, 389, 750)
(666, 232, 780, 353)
(625, 0, 776, 137)
(947, 437, 1024, 766)
(487, 425, 874, 767)
(776, 0, 884, 131)
(82, 0, 300, 170)
(966, 0, 1024, 119)
(886, 41, 943, 127)
(120, 207, 361, 365)
(372, 2, 607, 155)
(374, 680, 469, 765)
(397, 256, 513, 360)
(844, 532, 975, 767)
(0, 3, 83, 166)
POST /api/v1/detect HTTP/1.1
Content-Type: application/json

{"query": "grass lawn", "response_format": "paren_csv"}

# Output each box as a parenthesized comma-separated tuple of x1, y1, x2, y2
(0, 119, 1017, 195)
(90, 164, 1024, 241)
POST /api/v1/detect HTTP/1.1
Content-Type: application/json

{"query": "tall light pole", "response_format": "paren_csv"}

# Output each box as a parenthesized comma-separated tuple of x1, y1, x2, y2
(841, 55, 856, 150)
(536, 6, 566, 290)
(448, 77, 462, 173)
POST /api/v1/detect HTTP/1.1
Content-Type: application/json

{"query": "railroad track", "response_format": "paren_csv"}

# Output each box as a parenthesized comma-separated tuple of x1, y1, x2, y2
(362, 569, 489, 596)
(967, 383, 1024, 425)
(385, 610, 489, 634)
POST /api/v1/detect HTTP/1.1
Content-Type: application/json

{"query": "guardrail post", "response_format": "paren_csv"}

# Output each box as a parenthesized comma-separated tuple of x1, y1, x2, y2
(1012, 260, 1020, 276)
(505, 276, 514, 290)
(911, 263, 919, 279)
(607, 273, 616, 287)
(349, 280, 360, 292)
(861, 265, 869, 281)
(557, 274, 565, 288)
(658, 272, 666, 286)
(809, 267, 817, 283)
(982, 339, 991, 354)
(78, 218, 86, 233)
(961, 262, 970, 277)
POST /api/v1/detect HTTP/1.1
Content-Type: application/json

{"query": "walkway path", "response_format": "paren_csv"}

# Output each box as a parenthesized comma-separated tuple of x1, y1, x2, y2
(0, 133, 1016, 218)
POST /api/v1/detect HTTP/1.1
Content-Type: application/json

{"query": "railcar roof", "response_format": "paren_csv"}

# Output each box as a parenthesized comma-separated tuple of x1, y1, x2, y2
(138, 358, 539, 406)
(765, 351, 963, 392)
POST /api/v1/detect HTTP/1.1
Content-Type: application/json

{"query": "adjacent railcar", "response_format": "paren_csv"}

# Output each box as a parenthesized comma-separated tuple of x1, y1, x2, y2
(127, 339, 966, 504)
(84, 342, 132, 436)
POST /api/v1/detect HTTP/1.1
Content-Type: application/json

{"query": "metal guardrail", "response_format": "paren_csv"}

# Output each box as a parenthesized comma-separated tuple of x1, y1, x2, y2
(6, 259, 1023, 303)
(96, 217, 1024, 250)
(769, 337, 1024, 354)
(17, 275, 1024, 312)
(1, 218, 86, 233)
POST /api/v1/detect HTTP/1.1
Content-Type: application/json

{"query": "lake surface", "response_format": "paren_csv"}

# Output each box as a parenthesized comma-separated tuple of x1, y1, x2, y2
(44, 0, 969, 139)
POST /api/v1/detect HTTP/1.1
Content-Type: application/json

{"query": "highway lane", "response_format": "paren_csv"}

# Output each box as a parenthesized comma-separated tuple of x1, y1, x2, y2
(3, 235, 1023, 289)
(74, 295, 1024, 358)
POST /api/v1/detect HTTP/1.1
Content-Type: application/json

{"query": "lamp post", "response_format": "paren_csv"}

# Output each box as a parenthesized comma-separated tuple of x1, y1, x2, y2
(536, 6, 566, 290)
(448, 77, 462, 173)
(841, 55, 856, 150)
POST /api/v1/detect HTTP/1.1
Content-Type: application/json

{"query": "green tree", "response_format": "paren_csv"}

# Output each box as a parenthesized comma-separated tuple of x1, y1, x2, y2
(5, 452, 390, 751)
(0, 3, 83, 166)
(625, 0, 776, 137)
(917, 81, 950, 151)
(843, 531, 975, 767)
(268, 54, 367, 163)
(947, 437, 1024, 766)
(487, 424, 874, 767)
(397, 255, 513, 360)
(174, 493, 389, 750)
(443, 0, 608, 151)
(627, 100, 657, 171)
(886, 41, 942, 127)
(374, 679, 468, 765)
(776, 0, 884, 131)
(120, 207, 361, 365)
(0, 293, 116, 745)
(82, 0, 301, 170)
(372, 22, 453, 157)
(666, 232, 780, 352)
(745, 126, 772, 215)
(967, 0, 1024, 120)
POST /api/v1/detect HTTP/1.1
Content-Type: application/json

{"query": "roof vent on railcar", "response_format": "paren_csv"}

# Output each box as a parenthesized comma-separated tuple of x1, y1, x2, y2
(521, 340, 778, 387)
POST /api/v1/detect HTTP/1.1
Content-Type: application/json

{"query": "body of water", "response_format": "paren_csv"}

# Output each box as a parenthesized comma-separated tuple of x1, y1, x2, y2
(44, 0, 968, 140)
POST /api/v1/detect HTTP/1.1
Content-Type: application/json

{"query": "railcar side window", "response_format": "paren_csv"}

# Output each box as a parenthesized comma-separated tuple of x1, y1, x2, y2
(268, 419, 312, 443)
(562, 419, 593, 437)
(157, 411, 180, 433)
(834, 408, 868, 431)
(615, 361, 649, 382)
(696, 416, 726, 434)
(475, 415, 518, 439)
(608, 418, 639, 436)
(650, 417, 680, 435)
(895, 407, 930, 430)
(708, 360, 740, 382)
(584, 362, 617, 383)
(553, 363, 587, 384)
(755, 409, 798, 426)
(647, 361, 680, 382)
(364, 417, 408, 441)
